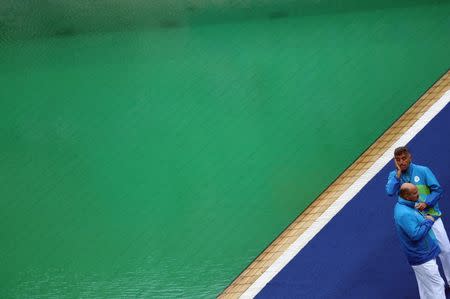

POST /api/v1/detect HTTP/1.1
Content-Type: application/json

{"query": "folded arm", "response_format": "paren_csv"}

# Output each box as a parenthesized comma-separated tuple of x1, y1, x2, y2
(424, 167, 443, 207)
(386, 171, 400, 197)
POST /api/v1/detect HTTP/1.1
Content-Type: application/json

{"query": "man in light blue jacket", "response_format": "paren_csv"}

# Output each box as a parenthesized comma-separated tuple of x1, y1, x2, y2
(394, 183, 445, 299)
(386, 146, 450, 285)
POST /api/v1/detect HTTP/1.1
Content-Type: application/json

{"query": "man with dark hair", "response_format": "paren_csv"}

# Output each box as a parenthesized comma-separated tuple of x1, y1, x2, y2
(394, 145, 409, 157)
(394, 183, 445, 299)
(386, 146, 450, 286)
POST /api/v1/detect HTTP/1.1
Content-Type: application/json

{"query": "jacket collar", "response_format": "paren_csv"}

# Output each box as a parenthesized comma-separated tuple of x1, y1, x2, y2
(403, 163, 416, 176)
(398, 197, 416, 208)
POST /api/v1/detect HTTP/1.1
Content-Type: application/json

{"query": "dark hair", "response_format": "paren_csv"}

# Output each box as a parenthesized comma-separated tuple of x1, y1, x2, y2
(394, 146, 410, 157)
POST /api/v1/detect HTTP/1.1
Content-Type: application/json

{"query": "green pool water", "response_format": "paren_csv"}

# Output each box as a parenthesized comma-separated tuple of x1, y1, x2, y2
(1, 1, 449, 297)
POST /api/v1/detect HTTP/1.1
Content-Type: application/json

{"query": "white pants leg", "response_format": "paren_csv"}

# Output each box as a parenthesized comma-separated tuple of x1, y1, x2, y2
(411, 259, 445, 299)
(432, 217, 450, 285)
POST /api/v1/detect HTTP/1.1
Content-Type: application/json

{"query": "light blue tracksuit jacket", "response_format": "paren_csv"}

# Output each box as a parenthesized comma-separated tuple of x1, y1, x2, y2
(394, 197, 440, 265)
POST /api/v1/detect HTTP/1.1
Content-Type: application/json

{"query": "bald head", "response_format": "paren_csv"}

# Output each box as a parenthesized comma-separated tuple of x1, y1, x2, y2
(400, 183, 419, 201)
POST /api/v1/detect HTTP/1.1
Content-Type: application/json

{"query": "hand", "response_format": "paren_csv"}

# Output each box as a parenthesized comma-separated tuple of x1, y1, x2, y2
(416, 202, 428, 211)
(395, 159, 401, 178)
(425, 215, 435, 222)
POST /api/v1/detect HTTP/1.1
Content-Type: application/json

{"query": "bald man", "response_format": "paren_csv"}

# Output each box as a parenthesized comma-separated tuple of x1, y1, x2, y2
(394, 183, 445, 299)
(386, 146, 450, 286)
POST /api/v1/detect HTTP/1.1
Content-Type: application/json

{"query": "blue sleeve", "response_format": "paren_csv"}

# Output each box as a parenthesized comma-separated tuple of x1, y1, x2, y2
(398, 213, 434, 241)
(424, 167, 443, 207)
(386, 171, 400, 197)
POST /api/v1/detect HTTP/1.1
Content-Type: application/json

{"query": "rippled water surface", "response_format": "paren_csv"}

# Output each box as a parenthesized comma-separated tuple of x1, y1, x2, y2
(1, 2, 450, 297)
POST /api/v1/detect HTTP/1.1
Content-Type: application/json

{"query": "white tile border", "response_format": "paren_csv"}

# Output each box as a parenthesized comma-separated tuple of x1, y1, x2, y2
(241, 90, 450, 298)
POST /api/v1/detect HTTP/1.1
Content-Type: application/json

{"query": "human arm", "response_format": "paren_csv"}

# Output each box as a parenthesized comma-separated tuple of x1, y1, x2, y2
(386, 171, 400, 196)
(424, 167, 443, 207)
(398, 213, 434, 241)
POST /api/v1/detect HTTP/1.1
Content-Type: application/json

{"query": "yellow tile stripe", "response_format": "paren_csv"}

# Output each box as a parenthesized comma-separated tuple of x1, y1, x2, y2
(219, 70, 450, 298)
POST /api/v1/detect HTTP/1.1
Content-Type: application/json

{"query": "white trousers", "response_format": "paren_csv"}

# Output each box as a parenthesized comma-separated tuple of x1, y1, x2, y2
(432, 218, 450, 285)
(412, 259, 445, 299)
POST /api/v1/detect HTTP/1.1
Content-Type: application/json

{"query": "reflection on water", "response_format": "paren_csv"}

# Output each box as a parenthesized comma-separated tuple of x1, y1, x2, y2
(14, 258, 234, 298)
(0, 0, 436, 41)
(1, 2, 450, 298)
